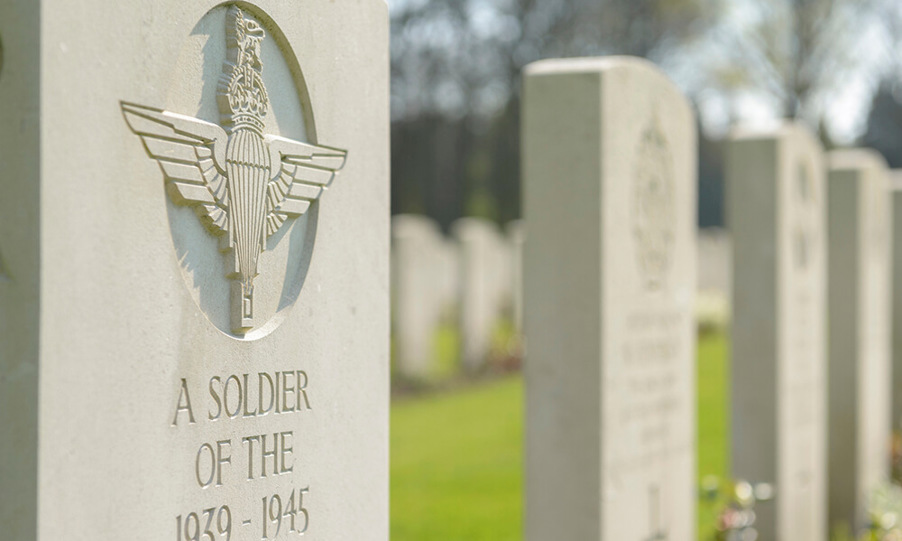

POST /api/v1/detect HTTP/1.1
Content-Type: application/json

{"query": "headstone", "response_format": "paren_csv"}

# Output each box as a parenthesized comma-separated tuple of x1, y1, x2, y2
(697, 229, 731, 297)
(522, 57, 696, 541)
(696, 228, 731, 331)
(827, 149, 892, 534)
(0, 2, 389, 539)
(453, 217, 507, 371)
(890, 169, 902, 432)
(392, 214, 446, 379)
(0, 3, 39, 537)
(892, 172, 902, 432)
(507, 220, 526, 333)
(434, 237, 460, 321)
(727, 123, 827, 540)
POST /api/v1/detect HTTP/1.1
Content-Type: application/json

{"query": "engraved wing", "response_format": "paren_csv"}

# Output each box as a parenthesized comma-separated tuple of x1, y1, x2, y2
(120, 102, 231, 235)
(264, 135, 348, 237)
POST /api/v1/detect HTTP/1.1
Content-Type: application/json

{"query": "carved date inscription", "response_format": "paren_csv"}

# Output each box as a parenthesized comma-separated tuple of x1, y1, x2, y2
(615, 310, 687, 469)
(171, 369, 313, 539)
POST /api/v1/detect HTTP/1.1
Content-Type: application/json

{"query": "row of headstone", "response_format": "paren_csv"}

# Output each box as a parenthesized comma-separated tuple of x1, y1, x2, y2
(2, 2, 898, 535)
(392, 214, 726, 380)
(521, 56, 899, 541)
(391, 215, 455, 379)
(390, 215, 524, 379)
(729, 132, 896, 537)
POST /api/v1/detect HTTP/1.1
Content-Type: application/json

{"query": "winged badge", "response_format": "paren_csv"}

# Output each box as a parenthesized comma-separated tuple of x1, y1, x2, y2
(121, 6, 347, 334)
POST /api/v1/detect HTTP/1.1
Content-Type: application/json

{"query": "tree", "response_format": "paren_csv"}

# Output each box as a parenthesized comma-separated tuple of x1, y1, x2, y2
(703, 0, 881, 131)
(861, 81, 902, 169)
(390, 0, 722, 228)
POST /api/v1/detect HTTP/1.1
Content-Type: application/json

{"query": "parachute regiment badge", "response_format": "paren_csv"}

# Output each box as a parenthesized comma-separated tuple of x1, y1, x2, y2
(121, 6, 347, 334)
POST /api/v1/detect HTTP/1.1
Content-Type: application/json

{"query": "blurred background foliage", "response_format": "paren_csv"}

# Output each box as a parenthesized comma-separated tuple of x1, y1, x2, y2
(389, 0, 902, 229)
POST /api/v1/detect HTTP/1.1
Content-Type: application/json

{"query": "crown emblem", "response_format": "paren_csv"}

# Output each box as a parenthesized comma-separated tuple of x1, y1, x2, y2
(632, 114, 675, 290)
(121, 6, 347, 334)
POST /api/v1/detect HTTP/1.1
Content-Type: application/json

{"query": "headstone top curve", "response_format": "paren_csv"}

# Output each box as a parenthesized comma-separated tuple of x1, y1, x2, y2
(729, 121, 822, 149)
(525, 56, 686, 103)
(828, 147, 888, 172)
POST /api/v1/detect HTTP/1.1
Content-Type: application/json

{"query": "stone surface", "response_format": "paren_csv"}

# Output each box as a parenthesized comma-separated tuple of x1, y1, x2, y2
(391, 214, 447, 379)
(507, 220, 526, 333)
(0, 1, 389, 539)
(827, 149, 892, 534)
(434, 236, 460, 322)
(696, 228, 731, 331)
(697, 229, 730, 297)
(0, 2, 39, 538)
(452, 217, 507, 371)
(727, 123, 827, 540)
(893, 172, 902, 433)
(523, 57, 696, 541)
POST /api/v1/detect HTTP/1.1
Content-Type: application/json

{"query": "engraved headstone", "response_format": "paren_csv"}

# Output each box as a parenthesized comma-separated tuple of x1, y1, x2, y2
(453, 217, 507, 371)
(827, 149, 892, 534)
(0, 2, 389, 539)
(391, 214, 446, 379)
(727, 124, 827, 540)
(522, 57, 696, 541)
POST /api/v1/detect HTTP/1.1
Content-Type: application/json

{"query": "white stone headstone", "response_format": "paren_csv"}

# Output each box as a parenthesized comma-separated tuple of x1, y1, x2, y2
(523, 57, 697, 541)
(391, 214, 446, 379)
(434, 237, 460, 321)
(0, 2, 389, 539)
(892, 172, 902, 433)
(697, 229, 731, 297)
(507, 220, 526, 333)
(452, 217, 507, 371)
(696, 229, 730, 332)
(727, 123, 827, 540)
(827, 149, 892, 534)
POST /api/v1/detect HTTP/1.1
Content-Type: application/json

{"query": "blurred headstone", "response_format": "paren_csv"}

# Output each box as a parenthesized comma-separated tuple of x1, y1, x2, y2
(727, 124, 827, 540)
(0, 2, 389, 538)
(392, 214, 448, 379)
(827, 149, 892, 534)
(452, 217, 507, 371)
(507, 220, 526, 333)
(697, 229, 731, 296)
(522, 57, 696, 541)
(696, 228, 731, 332)
(893, 172, 902, 433)
(434, 237, 460, 322)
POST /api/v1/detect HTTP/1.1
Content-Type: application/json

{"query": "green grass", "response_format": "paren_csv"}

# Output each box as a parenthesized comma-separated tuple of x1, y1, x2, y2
(696, 332, 730, 540)
(391, 377, 523, 540)
(430, 322, 462, 380)
(391, 332, 729, 540)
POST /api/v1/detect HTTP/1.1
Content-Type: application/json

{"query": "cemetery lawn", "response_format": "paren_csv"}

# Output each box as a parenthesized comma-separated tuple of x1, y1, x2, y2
(390, 332, 729, 540)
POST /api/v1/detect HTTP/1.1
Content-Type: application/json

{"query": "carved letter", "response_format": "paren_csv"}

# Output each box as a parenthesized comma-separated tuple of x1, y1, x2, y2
(209, 376, 222, 421)
(172, 378, 196, 426)
(280, 431, 294, 474)
(296, 370, 311, 411)
(259, 372, 275, 415)
(242, 373, 257, 418)
(281, 371, 295, 413)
